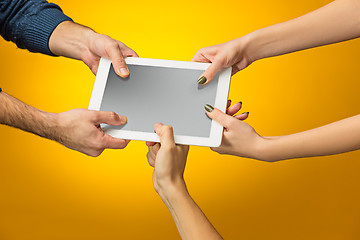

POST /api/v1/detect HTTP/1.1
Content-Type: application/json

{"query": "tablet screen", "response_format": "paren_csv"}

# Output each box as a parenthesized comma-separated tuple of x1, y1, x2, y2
(99, 64, 219, 137)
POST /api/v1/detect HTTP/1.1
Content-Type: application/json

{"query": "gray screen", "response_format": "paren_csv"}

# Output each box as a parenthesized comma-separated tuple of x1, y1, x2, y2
(100, 64, 219, 137)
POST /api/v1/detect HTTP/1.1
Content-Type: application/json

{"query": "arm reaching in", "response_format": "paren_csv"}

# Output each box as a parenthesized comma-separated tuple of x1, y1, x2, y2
(0, 0, 138, 77)
(0, 90, 129, 157)
(146, 123, 223, 240)
(205, 104, 360, 161)
(49, 21, 138, 76)
(193, 0, 360, 84)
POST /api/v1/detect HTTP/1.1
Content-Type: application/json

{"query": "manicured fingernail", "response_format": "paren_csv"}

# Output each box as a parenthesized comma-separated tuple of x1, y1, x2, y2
(204, 104, 214, 112)
(242, 112, 249, 115)
(239, 101, 243, 105)
(197, 76, 207, 84)
(119, 68, 129, 76)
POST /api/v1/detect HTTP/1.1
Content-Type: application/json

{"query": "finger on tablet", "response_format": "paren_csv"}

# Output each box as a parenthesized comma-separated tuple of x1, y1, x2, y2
(154, 123, 176, 148)
(226, 101, 242, 116)
(107, 42, 129, 78)
(204, 104, 235, 129)
(103, 135, 129, 149)
(234, 112, 249, 120)
(197, 60, 223, 85)
(94, 111, 127, 126)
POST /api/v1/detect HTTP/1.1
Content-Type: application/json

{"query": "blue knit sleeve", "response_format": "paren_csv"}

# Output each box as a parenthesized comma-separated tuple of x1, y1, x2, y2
(0, 0, 73, 56)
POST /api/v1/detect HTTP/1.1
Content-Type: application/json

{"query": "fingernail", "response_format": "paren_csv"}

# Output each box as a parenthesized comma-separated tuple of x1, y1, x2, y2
(228, 99, 232, 104)
(239, 101, 243, 105)
(242, 112, 249, 115)
(121, 116, 127, 124)
(119, 67, 129, 76)
(197, 76, 207, 85)
(204, 104, 214, 112)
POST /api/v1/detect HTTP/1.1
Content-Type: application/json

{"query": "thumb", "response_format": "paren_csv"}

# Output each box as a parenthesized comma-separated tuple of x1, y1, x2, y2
(107, 42, 129, 78)
(197, 60, 223, 85)
(94, 111, 127, 126)
(204, 104, 235, 129)
(154, 123, 176, 148)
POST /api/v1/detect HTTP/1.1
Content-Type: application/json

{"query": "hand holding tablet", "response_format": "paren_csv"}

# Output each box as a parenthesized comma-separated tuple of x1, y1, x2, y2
(89, 57, 232, 147)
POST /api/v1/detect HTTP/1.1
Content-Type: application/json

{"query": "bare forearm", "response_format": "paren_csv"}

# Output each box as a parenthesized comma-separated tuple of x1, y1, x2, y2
(261, 114, 360, 161)
(158, 183, 223, 240)
(0, 91, 59, 140)
(243, 0, 360, 61)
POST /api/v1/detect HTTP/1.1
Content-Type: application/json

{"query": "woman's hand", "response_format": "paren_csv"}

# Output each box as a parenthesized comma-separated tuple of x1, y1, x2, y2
(193, 0, 360, 86)
(205, 103, 266, 160)
(146, 123, 224, 240)
(192, 37, 254, 85)
(146, 123, 189, 194)
(208, 103, 360, 161)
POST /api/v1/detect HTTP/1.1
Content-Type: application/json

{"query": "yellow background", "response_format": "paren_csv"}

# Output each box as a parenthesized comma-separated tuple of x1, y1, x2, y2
(1, 0, 360, 239)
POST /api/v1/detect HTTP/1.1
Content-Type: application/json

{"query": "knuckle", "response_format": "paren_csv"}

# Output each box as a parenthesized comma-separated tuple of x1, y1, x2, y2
(91, 111, 100, 121)
(197, 48, 203, 53)
(106, 40, 118, 49)
(164, 125, 173, 131)
(93, 140, 105, 151)
(214, 56, 226, 65)
(109, 111, 118, 120)
(118, 141, 128, 149)
(198, 47, 207, 53)
(227, 117, 237, 126)
(211, 110, 222, 120)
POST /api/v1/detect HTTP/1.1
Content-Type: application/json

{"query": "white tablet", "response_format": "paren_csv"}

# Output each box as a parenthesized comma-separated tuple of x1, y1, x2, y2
(88, 57, 231, 147)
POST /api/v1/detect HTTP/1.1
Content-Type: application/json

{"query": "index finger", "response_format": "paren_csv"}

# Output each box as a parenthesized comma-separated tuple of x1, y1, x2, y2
(197, 60, 223, 85)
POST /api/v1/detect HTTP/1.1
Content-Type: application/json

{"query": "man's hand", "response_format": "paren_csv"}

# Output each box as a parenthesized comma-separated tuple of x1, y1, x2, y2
(49, 21, 138, 76)
(0, 92, 129, 157)
(55, 109, 130, 157)
(82, 33, 138, 76)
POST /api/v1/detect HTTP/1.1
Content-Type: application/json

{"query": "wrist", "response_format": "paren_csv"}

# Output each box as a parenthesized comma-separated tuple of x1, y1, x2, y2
(49, 21, 95, 60)
(37, 111, 61, 141)
(157, 178, 187, 199)
(254, 136, 282, 162)
(242, 28, 278, 62)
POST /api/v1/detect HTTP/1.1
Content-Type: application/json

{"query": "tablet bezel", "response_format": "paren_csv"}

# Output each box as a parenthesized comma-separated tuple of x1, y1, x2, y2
(88, 57, 231, 147)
